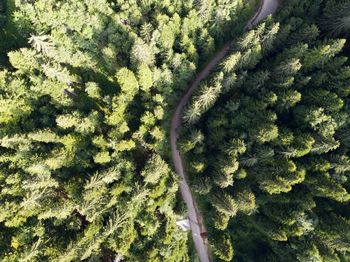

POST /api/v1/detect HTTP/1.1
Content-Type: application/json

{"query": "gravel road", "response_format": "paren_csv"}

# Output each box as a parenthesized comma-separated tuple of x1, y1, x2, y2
(170, 1, 280, 261)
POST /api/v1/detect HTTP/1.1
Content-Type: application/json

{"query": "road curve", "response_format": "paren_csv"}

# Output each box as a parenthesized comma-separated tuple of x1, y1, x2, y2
(170, 1, 280, 261)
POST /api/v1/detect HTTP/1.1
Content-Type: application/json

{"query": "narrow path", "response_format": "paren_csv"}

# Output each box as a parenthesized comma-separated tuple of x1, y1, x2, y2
(170, 1, 280, 261)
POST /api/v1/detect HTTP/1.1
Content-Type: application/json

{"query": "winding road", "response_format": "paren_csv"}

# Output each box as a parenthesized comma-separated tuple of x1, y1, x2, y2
(170, 1, 280, 261)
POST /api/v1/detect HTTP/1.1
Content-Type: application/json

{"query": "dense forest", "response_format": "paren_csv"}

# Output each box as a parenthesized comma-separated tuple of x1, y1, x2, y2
(182, 0, 350, 261)
(0, 0, 256, 261)
(0, 0, 349, 261)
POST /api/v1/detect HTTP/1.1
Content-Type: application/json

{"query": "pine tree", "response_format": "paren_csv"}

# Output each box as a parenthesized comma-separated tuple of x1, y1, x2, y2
(321, 1, 350, 37)
(211, 233, 234, 261)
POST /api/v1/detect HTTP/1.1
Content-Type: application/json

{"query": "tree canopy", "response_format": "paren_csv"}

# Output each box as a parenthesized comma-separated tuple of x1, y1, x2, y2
(1, 0, 350, 261)
(181, 0, 350, 261)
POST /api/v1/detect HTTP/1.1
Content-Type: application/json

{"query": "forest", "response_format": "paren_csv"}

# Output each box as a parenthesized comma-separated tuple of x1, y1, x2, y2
(0, 0, 349, 261)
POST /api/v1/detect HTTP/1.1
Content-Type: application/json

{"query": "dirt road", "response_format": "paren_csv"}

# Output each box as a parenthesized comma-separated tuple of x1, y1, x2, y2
(170, 1, 280, 261)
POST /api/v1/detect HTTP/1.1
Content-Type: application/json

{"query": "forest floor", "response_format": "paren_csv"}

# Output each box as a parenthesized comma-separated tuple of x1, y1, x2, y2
(170, 0, 280, 261)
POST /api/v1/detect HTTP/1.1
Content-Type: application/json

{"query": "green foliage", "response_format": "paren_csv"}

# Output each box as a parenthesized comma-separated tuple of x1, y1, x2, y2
(3, 0, 350, 261)
(321, 1, 350, 36)
(1, 0, 254, 260)
(117, 67, 139, 98)
(182, 1, 350, 260)
(0, 0, 258, 259)
(211, 233, 234, 261)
